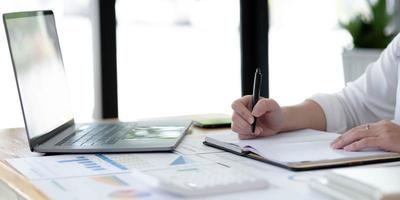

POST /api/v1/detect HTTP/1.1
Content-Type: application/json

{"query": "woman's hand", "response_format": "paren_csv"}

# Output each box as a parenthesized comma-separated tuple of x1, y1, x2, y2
(331, 120, 400, 153)
(231, 95, 284, 139)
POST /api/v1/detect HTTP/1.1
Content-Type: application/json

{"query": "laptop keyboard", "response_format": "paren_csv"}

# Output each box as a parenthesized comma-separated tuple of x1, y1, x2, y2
(56, 124, 131, 146)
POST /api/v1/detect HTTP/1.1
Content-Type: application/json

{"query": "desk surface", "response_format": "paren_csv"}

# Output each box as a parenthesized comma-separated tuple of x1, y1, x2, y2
(0, 128, 45, 200)
(0, 126, 230, 200)
(0, 128, 41, 159)
(2, 126, 399, 200)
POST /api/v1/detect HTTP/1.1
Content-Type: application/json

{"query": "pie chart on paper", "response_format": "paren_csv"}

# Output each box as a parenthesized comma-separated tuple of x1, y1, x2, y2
(108, 189, 152, 199)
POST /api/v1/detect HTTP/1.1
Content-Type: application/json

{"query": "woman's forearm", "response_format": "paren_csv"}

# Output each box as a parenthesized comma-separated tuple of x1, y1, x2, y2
(280, 100, 326, 132)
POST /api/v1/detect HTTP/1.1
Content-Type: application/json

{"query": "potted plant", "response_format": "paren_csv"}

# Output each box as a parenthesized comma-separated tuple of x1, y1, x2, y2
(341, 0, 396, 84)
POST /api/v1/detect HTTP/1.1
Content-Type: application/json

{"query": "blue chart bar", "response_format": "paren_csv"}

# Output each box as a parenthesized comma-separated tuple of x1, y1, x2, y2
(58, 158, 89, 163)
(57, 156, 105, 171)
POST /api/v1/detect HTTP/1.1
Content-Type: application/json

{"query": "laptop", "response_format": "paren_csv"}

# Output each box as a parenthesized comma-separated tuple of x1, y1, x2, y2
(3, 10, 192, 153)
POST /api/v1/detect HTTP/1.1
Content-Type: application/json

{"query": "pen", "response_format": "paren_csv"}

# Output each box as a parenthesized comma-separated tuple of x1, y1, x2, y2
(252, 67, 262, 133)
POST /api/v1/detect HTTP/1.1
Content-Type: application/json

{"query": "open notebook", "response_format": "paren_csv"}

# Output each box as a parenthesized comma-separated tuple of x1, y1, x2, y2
(203, 129, 400, 171)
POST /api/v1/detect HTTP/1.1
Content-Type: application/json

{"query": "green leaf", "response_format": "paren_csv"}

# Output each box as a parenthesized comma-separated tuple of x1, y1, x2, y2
(340, 0, 396, 49)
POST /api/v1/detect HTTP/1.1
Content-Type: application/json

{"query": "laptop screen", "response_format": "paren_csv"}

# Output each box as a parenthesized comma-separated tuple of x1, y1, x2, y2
(4, 11, 73, 140)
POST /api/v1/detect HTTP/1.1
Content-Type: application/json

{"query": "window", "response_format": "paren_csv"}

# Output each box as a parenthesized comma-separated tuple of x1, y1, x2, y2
(269, 0, 350, 106)
(0, 0, 364, 128)
(116, 0, 240, 120)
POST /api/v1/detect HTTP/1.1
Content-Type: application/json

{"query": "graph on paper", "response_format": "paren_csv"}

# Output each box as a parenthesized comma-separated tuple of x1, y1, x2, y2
(57, 156, 108, 171)
(6, 155, 127, 180)
(103, 153, 211, 171)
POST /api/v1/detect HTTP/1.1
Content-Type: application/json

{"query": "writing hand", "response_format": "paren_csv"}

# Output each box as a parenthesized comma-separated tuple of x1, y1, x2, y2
(231, 96, 283, 139)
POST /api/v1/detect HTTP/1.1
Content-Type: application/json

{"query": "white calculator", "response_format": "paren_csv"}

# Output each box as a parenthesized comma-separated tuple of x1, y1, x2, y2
(148, 164, 269, 197)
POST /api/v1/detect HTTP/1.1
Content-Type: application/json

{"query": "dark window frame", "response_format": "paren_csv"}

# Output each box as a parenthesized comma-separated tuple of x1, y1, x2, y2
(240, 0, 269, 97)
(98, 0, 118, 118)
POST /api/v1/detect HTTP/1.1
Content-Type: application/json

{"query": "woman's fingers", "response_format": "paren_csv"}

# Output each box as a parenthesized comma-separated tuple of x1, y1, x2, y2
(231, 121, 262, 138)
(231, 96, 254, 124)
(252, 99, 279, 117)
(331, 124, 377, 149)
(232, 113, 252, 131)
(231, 97, 281, 140)
(342, 137, 381, 151)
(331, 135, 342, 146)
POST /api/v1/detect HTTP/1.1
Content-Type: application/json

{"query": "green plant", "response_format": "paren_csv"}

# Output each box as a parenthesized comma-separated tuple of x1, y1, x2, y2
(341, 0, 395, 49)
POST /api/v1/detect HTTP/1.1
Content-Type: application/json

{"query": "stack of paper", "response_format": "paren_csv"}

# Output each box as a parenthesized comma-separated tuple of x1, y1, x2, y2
(309, 166, 400, 200)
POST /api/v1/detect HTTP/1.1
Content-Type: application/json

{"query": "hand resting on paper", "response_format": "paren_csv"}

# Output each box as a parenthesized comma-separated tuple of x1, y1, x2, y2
(331, 120, 400, 153)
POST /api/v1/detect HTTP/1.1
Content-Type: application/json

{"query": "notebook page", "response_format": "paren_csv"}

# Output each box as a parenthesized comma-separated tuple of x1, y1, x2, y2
(239, 129, 393, 163)
(238, 129, 338, 147)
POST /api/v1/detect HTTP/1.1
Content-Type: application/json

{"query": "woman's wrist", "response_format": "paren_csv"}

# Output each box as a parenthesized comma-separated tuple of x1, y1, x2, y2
(279, 106, 297, 132)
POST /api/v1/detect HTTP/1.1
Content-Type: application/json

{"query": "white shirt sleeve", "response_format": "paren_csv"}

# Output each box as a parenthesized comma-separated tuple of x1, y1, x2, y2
(309, 34, 400, 133)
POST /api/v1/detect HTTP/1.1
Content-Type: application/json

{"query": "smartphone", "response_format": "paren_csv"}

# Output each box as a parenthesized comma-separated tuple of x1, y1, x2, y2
(192, 114, 231, 128)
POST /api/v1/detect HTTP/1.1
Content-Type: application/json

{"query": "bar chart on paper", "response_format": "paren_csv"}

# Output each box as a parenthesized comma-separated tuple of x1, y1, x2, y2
(6, 155, 127, 180)
(56, 155, 127, 172)
(58, 156, 107, 171)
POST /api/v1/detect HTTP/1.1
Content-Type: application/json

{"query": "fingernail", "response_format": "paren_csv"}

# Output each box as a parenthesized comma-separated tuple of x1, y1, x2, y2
(331, 140, 341, 147)
(249, 117, 254, 124)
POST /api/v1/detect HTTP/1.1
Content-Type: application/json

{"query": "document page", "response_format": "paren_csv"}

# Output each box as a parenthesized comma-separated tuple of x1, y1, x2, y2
(6, 154, 127, 180)
(239, 129, 395, 163)
(5, 153, 206, 200)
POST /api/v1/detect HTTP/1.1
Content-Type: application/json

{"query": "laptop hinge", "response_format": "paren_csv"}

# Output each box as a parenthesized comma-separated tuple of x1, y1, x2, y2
(31, 119, 75, 148)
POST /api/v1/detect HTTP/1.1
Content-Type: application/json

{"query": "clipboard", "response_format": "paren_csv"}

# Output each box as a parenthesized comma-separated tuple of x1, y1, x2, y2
(203, 130, 400, 171)
(204, 140, 400, 171)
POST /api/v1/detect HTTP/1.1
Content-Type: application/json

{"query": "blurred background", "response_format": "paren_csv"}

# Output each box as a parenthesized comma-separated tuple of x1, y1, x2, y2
(0, 0, 398, 129)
